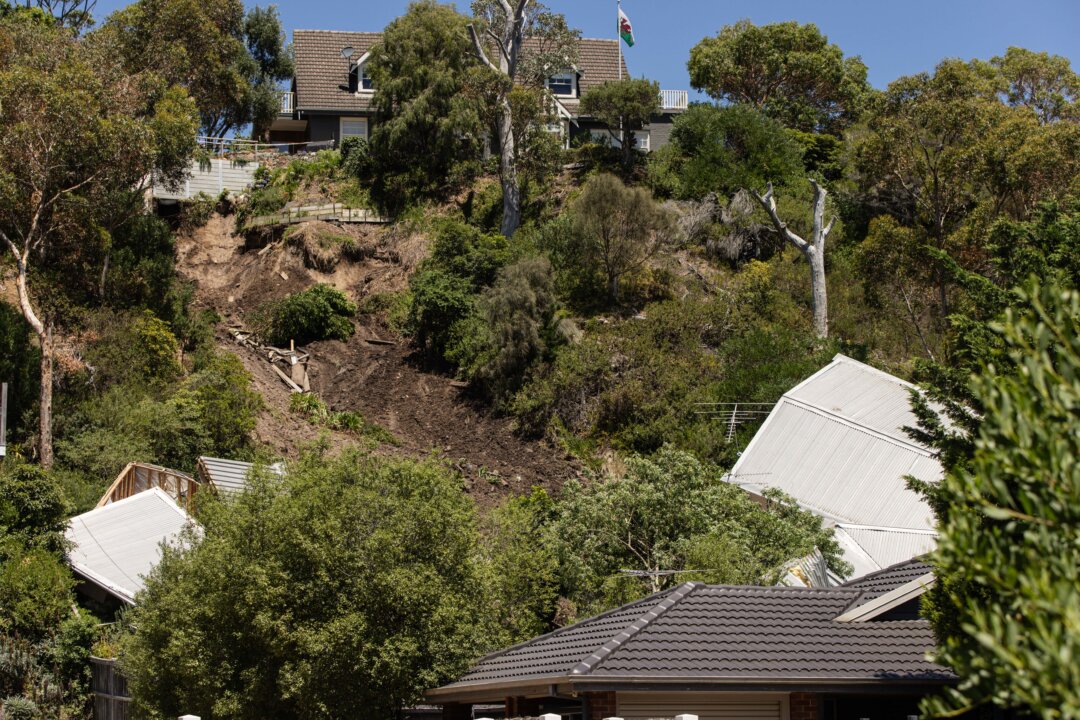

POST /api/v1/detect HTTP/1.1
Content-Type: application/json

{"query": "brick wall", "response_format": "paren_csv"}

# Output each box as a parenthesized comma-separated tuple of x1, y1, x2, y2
(790, 692, 819, 720)
(583, 690, 618, 720)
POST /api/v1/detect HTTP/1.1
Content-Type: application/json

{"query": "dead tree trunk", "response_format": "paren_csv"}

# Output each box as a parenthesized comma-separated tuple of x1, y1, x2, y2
(467, 0, 529, 238)
(751, 180, 834, 339)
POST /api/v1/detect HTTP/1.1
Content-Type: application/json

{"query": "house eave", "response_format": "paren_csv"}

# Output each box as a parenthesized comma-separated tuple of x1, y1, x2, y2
(426, 673, 957, 704)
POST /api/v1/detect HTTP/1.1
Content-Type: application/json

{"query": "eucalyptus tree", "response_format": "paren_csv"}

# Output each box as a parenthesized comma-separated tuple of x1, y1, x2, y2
(467, 0, 578, 237)
(0, 15, 197, 467)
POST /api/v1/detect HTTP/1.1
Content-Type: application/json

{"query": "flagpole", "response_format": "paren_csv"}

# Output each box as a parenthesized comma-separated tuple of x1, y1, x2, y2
(617, 0, 622, 81)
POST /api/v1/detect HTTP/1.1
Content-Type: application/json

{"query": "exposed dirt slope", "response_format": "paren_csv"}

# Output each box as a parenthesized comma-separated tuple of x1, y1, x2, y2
(176, 214, 581, 505)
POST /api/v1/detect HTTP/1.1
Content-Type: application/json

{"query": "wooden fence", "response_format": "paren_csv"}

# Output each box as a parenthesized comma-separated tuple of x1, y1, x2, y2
(90, 657, 130, 720)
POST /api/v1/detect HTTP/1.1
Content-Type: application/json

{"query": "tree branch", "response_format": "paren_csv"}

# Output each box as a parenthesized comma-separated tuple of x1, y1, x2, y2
(751, 182, 810, 253)
(466, 24, 499, 72)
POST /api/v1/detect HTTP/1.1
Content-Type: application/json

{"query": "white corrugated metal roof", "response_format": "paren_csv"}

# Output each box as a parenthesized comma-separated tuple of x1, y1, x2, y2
(196, 456, 284, 498)
(65, 488, 196, 604)
(835, 524, 937, 573)
(728, 354, 941, 579)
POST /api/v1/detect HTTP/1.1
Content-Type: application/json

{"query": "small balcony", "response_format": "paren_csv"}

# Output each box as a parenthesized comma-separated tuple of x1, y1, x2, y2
(660, 89, 689, 111)
(278, 91, 295, 115)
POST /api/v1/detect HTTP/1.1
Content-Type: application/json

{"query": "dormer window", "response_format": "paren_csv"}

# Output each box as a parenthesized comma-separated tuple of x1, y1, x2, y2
(546, 72, 576, 98)
(350, 52, 374, 94)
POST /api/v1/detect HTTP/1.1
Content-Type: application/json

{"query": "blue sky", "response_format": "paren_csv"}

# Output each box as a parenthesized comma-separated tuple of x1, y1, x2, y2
(92, 0, 1078, 92)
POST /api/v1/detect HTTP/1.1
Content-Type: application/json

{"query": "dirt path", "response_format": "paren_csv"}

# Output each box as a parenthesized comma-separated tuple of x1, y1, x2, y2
(176, 214, 581, 505)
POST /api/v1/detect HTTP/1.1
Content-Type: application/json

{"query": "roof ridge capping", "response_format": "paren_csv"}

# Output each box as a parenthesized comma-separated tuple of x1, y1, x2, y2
(835, 572, 936, 622)
(571, 581, 699, 676)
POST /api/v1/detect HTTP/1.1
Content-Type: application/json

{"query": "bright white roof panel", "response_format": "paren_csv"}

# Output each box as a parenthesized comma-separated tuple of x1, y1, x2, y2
(728, 354, 941, 577)
(835, 525, 937, 572)
(65, 488, 196, 604)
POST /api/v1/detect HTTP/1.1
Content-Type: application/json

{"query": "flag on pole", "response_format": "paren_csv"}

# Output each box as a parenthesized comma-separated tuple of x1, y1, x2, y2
(618, 7, 634, 47)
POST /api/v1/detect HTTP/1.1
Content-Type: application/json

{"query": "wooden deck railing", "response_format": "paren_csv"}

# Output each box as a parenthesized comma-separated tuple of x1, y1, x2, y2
(660, 89, 689, 110)
(96, 462, 201, 509)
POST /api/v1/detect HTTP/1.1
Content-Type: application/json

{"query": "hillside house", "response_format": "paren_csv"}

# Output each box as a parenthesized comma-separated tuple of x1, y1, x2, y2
(269, 30, 688, 151)
(727, 355, 941, 581)
(428, 559, 953, 720)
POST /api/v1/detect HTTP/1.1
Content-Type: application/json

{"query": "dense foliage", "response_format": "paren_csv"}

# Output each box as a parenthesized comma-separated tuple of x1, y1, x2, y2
(254, 284, 357, 346)
(920, 282, 1080, 718)
(123, 450, 490, 720)
(579, 78, 661, 168)
(365, 1, 484, 209)
(688, 20, 870, 134)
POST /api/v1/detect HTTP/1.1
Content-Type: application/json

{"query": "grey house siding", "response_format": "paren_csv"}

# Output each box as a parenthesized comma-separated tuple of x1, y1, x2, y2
(647, 113, 678, 151)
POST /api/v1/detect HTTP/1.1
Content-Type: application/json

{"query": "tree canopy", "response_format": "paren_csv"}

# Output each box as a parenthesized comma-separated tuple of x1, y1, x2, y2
(365, 1, 485, 209)
(687, 20, 871, 134)
(580, 77, 661, 168)
(102, 0, 293, 137)
(123, 450, 490, 720)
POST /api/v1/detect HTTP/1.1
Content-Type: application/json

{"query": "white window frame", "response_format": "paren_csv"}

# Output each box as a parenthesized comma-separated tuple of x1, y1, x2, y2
(353, 51, 374, 94)
(339, 116, 369, 141)
(546, 71, 577, 98)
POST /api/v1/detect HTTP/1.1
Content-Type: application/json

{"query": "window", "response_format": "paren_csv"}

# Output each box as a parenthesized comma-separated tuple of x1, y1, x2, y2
(358, 62, 373, 91)
(546, 72, 576, 97)
(634, 130, 651, 151)
(340, 117, 368, 140)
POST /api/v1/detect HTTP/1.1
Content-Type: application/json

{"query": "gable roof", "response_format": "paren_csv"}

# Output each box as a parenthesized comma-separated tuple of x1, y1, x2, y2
(727, 354, 941, 577)
(291, 30, 628, 115)
(429, 577, 951, 701)
(65, 488, 196, 604)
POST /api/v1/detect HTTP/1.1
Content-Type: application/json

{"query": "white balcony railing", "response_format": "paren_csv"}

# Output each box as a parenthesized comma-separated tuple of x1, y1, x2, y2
(279, 91, 295, 115)
(660, 89, 689, 111)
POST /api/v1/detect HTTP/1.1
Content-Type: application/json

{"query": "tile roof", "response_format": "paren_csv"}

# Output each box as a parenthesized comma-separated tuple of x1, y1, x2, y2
(65, 488, 197, 604)
(433, 577, 951, 697)
(294, 30, 382, 112)
(727, 354, 942, 577)
(840, 558, 933, 601)
(292, 31, 628, 115)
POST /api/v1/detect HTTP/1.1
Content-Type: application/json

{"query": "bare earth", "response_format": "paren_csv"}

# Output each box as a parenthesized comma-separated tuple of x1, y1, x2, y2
(176, 214, 581, 505)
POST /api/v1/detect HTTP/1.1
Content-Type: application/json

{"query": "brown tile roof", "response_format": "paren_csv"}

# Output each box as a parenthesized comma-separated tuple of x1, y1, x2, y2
(840, 558, 933, 601)
(430, 576, 951, 699)
(292, 31, 629, 115)
(293, 30, 382, 112)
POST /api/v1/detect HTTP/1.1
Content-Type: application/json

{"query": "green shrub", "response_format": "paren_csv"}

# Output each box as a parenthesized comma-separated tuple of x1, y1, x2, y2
(2, 696, 41, 720)
(340, 136, 371, 179)
(288, 393, 397, 445)
(407, 269, 474, 356)
(180, 192, 215, 230)
(254, 284, 357, 346)
(185, 352, 262, 458)
(0, 540, 73, 642)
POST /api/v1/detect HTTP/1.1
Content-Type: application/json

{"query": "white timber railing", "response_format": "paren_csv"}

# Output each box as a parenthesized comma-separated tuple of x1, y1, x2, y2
(660, 89, 689, 110)
(279, 91, 295, 114)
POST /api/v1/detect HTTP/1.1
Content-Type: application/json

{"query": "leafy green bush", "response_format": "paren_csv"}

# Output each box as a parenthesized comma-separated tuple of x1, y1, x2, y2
(180, 192, 215, 230)
(407, 268, 474, 357)
(254, 284, 357, 346)
(288, 393, 397, 446)
(647, 104, 804, 200)
(0, 540, 73, 641)
(2, 696, 41, 720)
(123, 449, 491, 720)
(340, 136, 371, 179)
(545, 446, 849, 617)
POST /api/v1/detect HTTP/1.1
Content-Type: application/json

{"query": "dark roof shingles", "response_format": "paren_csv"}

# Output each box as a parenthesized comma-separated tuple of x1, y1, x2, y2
(840, 558, 933, 600)
(445, 580, 950, 690)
